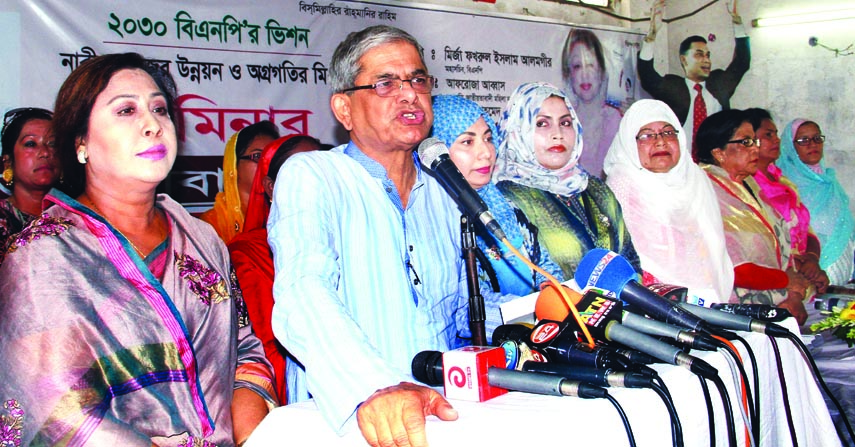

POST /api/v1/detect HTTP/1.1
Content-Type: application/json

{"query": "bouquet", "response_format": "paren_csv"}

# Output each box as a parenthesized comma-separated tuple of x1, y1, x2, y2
(811, 298, 855, 347)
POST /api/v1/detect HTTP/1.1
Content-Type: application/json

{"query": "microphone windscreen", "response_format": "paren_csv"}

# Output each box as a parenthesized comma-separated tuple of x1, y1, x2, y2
(412, 350, 444, 386)
(417, 137, 448, 168)
(534, 283, 583, 322)
(574, 249, 638, 292)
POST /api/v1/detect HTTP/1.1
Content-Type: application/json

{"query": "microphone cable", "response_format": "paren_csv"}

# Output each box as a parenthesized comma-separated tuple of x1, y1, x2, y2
(650, 379, 684, 447)
(500, 239, 596, 348)
(729, 332, 761, 445)
(713, 336, 755, 447)
(699, 375, 716, 447)
(604, 393, 637, 447)
(785, 330, 855, 443)
(709, 373, 738, 447)
(770, 336, 798, 447)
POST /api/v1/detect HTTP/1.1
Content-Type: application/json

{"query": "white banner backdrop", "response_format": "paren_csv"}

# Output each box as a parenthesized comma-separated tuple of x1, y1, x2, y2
(1, 0, 642, 211)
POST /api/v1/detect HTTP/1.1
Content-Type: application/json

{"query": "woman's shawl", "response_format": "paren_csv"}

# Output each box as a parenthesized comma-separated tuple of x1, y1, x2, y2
(494, 82, 589, 196)
(703, 164, 791, 305)
(604, 99, 734, 304)
(496, 177, 640, 278)
(0, 189, 275, 446)
(431, 94, 564, 295)
(752, 163, 812, 254)
(777, 119, 855, 275)
(200, 130, 243, 244)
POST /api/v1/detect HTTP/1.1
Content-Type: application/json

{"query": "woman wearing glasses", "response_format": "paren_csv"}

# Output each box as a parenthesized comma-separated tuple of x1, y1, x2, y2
(603, 99, 734, 304)
(745, 109, 830, 295)
(200, 120, 279, 243)
(776, 119, 854, 285)
(697, 109, 810, 323)
(0, 107, 61, 244)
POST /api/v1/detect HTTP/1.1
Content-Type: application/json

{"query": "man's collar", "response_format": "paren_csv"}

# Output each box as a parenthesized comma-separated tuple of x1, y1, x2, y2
(343, 141, 423, 181)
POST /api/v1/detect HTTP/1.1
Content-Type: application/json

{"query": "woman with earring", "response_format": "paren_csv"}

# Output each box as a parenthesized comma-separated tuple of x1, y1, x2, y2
(0, 107, 61, 244)
(0, 53, 275, 446)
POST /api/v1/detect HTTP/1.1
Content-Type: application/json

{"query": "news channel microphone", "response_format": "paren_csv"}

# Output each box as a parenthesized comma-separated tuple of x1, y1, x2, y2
(535, 282, 719, 351)
(412, 346, 507, 402)
(676, 302, 791, 338)
(556, 290, 718, 379)
(412, 347, 607, 399)
(418, 137, 506, 241)
(710, 303, 792, 322)
(574, 249, 712, 333)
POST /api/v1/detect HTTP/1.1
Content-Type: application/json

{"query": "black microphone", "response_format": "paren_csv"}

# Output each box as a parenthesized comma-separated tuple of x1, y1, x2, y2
(558, 291, 719, 379)
(710, 303, 792, 322)
(676, 302, 791, 337)
(522, 361, 653, 388)
(418, 137, 506, 241)
(412, 348, 606, 399)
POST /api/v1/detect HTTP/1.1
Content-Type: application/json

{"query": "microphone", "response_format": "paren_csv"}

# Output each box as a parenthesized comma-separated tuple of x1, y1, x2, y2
(710, 303, 792, 322)
(676, 302, 791, 338)
(412, 347, 606, 400)
(535, 281, 718, 351)
(556, 290, 719, 379)
(522, 361, 653, 388)
(574, 249, 711, 333)
(487, 367, 608, 399)
(412, 346, 508, 402)
(418, 137, 506, 241)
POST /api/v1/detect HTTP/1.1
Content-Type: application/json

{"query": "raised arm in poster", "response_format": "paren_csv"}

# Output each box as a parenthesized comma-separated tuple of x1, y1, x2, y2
(561, 28, 623, 179)
(637, 0, 750, 159)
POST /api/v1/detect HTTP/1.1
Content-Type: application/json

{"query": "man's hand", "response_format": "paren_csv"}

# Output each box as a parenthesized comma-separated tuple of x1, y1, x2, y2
(727, 0, 742, 24)
(646, 0, 665, 42)
(357, 382, 458, 447)
(779, 291, 808, 326)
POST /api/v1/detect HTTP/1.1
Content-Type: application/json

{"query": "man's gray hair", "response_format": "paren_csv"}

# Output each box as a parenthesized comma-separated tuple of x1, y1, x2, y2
(329, 25, 424, 93)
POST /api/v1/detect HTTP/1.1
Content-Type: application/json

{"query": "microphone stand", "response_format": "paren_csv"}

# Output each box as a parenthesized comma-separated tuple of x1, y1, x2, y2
(461, 215, 487, 346)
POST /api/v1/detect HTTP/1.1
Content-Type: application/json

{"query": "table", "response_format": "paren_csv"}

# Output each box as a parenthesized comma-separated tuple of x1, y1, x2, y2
(245, 320, 841, 446)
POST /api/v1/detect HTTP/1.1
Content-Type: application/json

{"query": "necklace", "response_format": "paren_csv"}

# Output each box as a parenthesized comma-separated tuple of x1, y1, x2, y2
(81, 196, 161, 258)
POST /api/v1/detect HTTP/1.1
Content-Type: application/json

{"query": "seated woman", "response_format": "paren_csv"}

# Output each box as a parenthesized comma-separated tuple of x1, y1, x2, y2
(603, 99, 734, 304)
(0, 107, 61, 244)
(0, 53, 275, 446)
(776, 118, 855, 285)
(228, 134, 322, 403)
(696, 109, 810, 323)
(430, 94, 564, 296)
(494, 81, 640, 278)
(562, 28, 622, 178)
(200, 120, 280, 244)
(745, 108, 829, 294)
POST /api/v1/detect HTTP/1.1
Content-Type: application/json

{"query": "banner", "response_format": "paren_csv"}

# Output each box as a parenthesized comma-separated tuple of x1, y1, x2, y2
(1, 0, 642, 211)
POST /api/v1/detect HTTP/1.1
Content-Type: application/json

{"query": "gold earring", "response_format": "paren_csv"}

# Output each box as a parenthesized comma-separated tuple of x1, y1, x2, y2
(77, 150, 88, 164)
(2, 167, 12, 185)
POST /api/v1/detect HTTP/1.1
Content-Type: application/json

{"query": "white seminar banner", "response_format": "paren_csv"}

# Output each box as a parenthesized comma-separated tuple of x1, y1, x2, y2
(1, 0, 642, 211)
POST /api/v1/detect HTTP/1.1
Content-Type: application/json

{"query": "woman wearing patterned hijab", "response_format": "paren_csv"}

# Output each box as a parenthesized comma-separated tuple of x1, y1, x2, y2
(777, 119, 855, 285)
(494, 82, 639, 277)
(431, 94, 563, 296)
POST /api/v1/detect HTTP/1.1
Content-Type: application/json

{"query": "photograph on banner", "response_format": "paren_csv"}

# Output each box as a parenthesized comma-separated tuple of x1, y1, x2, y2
(4, 0, 642, 211)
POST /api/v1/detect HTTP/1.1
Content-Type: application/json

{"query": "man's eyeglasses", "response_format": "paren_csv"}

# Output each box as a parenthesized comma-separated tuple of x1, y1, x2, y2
(636, 129, 679, 143)
(2, 107, 53, 139)
(794, 135, 826, 146)
(727, 137, 761, 148)
(238, 152, 262, 163)
(341, 75, 436, 97)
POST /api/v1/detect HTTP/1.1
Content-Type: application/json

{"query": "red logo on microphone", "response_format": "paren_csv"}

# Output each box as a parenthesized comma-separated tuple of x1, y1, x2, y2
(447, 366, 468, 388)
(531, 321, 560, 344)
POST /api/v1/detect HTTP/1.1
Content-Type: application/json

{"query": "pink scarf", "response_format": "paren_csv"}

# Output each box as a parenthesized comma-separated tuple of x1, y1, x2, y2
(753, 163, 811, 253)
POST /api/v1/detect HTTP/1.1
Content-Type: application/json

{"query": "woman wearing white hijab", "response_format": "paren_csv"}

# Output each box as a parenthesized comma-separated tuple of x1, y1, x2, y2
(604, 99, 734, 304)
